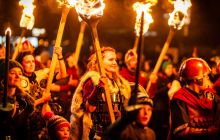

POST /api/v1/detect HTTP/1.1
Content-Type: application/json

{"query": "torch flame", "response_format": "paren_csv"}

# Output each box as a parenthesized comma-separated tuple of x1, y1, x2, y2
(168, 0, 191, 30)
(75, 0, 105, 20)
(57, 0, 76, 7)
(19, 0, 35, 30)
(133, 2, 154, 36)
(5, 28, 12, 36)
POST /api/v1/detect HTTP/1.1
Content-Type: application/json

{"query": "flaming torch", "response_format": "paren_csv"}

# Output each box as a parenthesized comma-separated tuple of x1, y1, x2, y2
(75, 0, 116, 123)
(12, 0, 36, 60)
(19, 0, 35, 30)
(0, 28, 14, 113)
(44, 0, 75, 99)
(127, 1, 155, 108)
(146, 0, 191, 92)
(2, 28, 11, 108)
(132, 1, 155, 52)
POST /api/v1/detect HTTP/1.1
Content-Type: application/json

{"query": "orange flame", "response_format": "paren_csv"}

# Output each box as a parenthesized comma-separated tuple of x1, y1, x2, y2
(168, 0, 191, 30)
(19, 0, 35, 30)
(57, 0, 76, 7)
(133, 1, 156, 36)
(5, 28, 12, 36)
(75, 0, 105, 19)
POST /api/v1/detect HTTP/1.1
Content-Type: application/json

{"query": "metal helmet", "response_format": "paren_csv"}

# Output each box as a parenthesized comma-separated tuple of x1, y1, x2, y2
(178, 58, 211, 82)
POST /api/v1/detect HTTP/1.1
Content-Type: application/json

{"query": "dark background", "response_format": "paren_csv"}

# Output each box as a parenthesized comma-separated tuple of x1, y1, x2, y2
(0, 0, 220, 63)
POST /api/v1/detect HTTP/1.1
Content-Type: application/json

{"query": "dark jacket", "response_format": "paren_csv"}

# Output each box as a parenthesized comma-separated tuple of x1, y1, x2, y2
(0, 88, 34, 140)
(108, 114, 156, 140)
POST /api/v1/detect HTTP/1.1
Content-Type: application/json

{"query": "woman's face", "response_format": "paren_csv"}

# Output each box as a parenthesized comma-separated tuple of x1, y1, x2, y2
(56, 127, 70, 140)
(22, 55, 35, 75)
(103, 51, 118, 73)
(137, 105, 153, 126)
(8, 67, 23, 87)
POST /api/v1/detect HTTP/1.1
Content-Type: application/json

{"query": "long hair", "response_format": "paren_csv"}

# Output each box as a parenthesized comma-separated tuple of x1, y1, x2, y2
(87, 46, 128, 94)
(87, 46, 116, 72)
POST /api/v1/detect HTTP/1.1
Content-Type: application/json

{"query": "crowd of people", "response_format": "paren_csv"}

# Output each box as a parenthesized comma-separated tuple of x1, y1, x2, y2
(0, 40, 220, 140)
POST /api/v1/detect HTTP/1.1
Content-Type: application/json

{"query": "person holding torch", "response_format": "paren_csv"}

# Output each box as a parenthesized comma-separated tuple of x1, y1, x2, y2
(70, 47, 131, 140)
(15, 45, 67, 139)
(70, 0, 131, 139)
(0, 59, 35, 140)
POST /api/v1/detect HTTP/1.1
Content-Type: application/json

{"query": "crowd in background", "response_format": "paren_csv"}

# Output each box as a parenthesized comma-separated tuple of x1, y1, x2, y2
(0, 39, 220, 140)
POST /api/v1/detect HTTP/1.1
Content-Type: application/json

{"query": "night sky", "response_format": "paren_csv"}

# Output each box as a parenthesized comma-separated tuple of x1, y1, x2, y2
(1, 0, 220, 62)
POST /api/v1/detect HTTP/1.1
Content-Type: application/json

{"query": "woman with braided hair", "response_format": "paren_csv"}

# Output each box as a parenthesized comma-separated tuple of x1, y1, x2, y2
(70, 46, 131, 140)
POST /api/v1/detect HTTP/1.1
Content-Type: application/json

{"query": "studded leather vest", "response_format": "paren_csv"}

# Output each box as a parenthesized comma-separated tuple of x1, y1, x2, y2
(91, 78, 125, 138)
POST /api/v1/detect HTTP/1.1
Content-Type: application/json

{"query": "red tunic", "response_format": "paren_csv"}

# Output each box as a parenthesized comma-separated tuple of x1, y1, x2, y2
(119, 67, 147, 88)
(169, 87, 219, 140)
